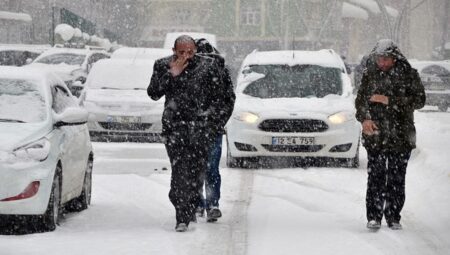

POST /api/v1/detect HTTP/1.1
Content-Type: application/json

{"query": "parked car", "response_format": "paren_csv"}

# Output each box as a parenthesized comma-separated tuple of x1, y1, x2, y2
(79, 58, 164, 142)
(111, 47, 172, 60)
(410, 60, 450, 112)
(226, 50, 360, 168)
(0, 44, 50, 66)
(28, 47, 110, 97)
(0, 67, 93, 232)
(163, 32, 217, 49)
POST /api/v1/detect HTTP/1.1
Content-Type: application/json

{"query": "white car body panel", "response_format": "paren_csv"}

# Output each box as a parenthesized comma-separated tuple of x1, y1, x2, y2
(0, 67, 92, 215)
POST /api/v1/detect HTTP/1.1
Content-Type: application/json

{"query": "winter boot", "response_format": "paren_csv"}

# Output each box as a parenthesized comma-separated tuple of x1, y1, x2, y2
(207, 207, 222, 222)
(366, 220, 381, 230)
(388, 222, 402, 230)
(175, 223, 189, 232)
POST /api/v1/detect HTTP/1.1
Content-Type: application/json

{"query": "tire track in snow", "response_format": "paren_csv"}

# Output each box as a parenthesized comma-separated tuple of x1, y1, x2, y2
(193, 169, 254, 255)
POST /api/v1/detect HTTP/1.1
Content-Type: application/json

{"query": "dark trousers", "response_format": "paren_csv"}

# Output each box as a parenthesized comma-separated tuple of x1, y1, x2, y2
(366, 150, 411, 223)
(199, 135, 222, 209)
(165, 129, 212, 224)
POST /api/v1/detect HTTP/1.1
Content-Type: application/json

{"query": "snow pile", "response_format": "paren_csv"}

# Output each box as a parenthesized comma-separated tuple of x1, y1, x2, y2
(0, 11, 32, 22)
(55, 24, 75, 41)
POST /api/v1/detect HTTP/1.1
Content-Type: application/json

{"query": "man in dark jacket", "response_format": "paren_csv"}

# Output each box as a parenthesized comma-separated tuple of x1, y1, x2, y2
(148, 35, 230, 232)
(355, 39, 425, 230)
(194, 38, 235, 222)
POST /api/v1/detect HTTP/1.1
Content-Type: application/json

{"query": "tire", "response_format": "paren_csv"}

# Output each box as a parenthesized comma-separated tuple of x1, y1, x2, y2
(40, 167, 61, 231)
(437, 103, 448, 112)
(65, 157, 93, 212)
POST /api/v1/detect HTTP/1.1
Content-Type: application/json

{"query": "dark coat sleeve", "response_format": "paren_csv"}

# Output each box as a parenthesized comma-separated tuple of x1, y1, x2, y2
(355, 69, 371, 123)
(216, 67, 236, 129)
(390, 69, 426, 111)
(147, 60, 173, 101)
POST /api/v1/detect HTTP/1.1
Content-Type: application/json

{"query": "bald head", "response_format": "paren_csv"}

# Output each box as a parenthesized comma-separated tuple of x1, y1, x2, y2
(173, 35, 196, 49)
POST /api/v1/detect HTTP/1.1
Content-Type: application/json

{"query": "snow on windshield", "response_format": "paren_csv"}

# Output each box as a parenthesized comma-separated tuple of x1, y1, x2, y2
(36, 53, 85, 65)
(0, 79, 47, 123)
(87, 60, 154, 90)
(243, 65, 342, 98)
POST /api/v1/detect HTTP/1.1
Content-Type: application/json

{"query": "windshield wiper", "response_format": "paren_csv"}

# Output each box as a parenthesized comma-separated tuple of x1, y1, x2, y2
(133, 88, 146, 90)
(0, 118, 25, 123)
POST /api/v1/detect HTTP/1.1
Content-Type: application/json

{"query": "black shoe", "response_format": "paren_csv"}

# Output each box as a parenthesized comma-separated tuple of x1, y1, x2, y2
(207, 207, 222, 222)
(387, 222, 402, 230)
(366, 220, 381, 230)
(175, 223, 188, 232)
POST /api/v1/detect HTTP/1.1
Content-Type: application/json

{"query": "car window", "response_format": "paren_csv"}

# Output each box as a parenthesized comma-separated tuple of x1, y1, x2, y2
(0, 50, 35, 66)
(89, 53, 108, 64)
(36, 53, 85, 65)
(52, 85, 76, 113)
(0, 78, 47, 122)
(242, 64, 342, 98)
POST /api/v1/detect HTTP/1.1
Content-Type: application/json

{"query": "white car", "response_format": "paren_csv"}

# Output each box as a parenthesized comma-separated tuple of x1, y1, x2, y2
(0, 67, 93, 232)
(410, 60, 450, 112)
(28, 47, 110, 97)
(80, 58, 164, 142)
(227, 50, 361, 168)
(111, 47, 172, 60)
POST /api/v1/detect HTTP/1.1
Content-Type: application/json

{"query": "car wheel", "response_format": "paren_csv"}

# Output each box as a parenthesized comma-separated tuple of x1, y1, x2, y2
(437, 103, 448, 112)
(65, 157, 93, 212)
(40, 167, 61, 231)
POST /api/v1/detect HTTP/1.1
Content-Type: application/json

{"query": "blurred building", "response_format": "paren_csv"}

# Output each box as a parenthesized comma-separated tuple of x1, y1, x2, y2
(0, 0, 141, 45)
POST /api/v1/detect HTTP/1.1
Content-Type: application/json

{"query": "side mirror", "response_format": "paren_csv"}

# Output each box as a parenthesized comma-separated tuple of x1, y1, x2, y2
(75, 76, 86, 84)
(25, 58, 33, 65)
(53, 107, 88, 127)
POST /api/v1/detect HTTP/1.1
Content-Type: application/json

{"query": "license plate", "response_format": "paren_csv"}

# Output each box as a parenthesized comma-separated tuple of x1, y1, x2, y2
(272, 137, 315, 145)
(111, 116, 142, 123)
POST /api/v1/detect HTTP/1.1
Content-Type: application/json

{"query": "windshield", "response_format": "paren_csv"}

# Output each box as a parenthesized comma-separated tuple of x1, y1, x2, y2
(0, 79, 47, 123)
(242, 65, 342, 98)
(36, 53, 85, 65)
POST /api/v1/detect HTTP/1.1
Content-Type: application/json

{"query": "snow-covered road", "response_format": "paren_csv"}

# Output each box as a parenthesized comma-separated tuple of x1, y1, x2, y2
(1, 110, 449, 255)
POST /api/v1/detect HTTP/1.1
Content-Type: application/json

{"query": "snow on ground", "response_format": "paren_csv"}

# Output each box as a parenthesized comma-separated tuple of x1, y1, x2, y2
(0, 111, 449, 255)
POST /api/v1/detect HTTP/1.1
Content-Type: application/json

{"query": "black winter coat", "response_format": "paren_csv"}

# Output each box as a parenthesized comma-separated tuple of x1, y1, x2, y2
(148, 55, 234, 137)
(355, 56, 426, 152)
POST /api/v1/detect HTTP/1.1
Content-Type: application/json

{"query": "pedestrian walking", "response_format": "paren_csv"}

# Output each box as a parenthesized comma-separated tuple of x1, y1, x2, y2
(148, 35, 230, 232)
(194, 38, 235, 222)
(355, 39, 426, 230)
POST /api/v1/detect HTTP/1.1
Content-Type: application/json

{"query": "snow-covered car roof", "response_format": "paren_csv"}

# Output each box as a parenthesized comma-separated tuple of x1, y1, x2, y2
(163, 32, 217, 49)
(34, 47, 108, 62)
(409, 60, 450, 73)
(111, 47, 172, 61)
(241, 50, 347, 71)
(0, 44, 51, 54)
(86, 58, 155, 90)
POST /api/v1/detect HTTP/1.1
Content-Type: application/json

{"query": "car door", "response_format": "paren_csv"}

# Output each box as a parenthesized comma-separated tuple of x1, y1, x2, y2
(51, 84, 88, 201)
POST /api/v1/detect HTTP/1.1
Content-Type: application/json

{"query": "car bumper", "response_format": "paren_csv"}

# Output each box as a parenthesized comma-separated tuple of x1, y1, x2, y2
(0, 158, 55, 215)
(227, 120, 360, 158)
(425, 90, 450, 106)
(87, 113, 162, 142)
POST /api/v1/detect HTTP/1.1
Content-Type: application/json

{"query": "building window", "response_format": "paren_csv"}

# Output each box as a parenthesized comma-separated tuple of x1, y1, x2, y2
(175, 10, 191, 24)
(241, 7, 260, 26)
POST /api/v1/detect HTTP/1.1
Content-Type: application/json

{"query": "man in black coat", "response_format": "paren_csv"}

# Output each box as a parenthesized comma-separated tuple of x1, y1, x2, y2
(355, 39, 426, 230)
(148, 35, 230, 232)
(194, 38, 235, 222)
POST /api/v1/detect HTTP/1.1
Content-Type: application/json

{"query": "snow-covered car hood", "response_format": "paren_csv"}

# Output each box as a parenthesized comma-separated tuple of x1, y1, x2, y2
(234, 94, 355, 118)
(0, 122, 50, 151)
(26, 63, 80, 81)
(84, 89, 164, 114)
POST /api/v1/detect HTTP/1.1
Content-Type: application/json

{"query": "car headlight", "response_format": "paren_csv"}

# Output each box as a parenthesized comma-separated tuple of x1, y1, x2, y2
(234, 112, 259, 124)
(328, 112, 354, 125)
(13, 138, 51, 162)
